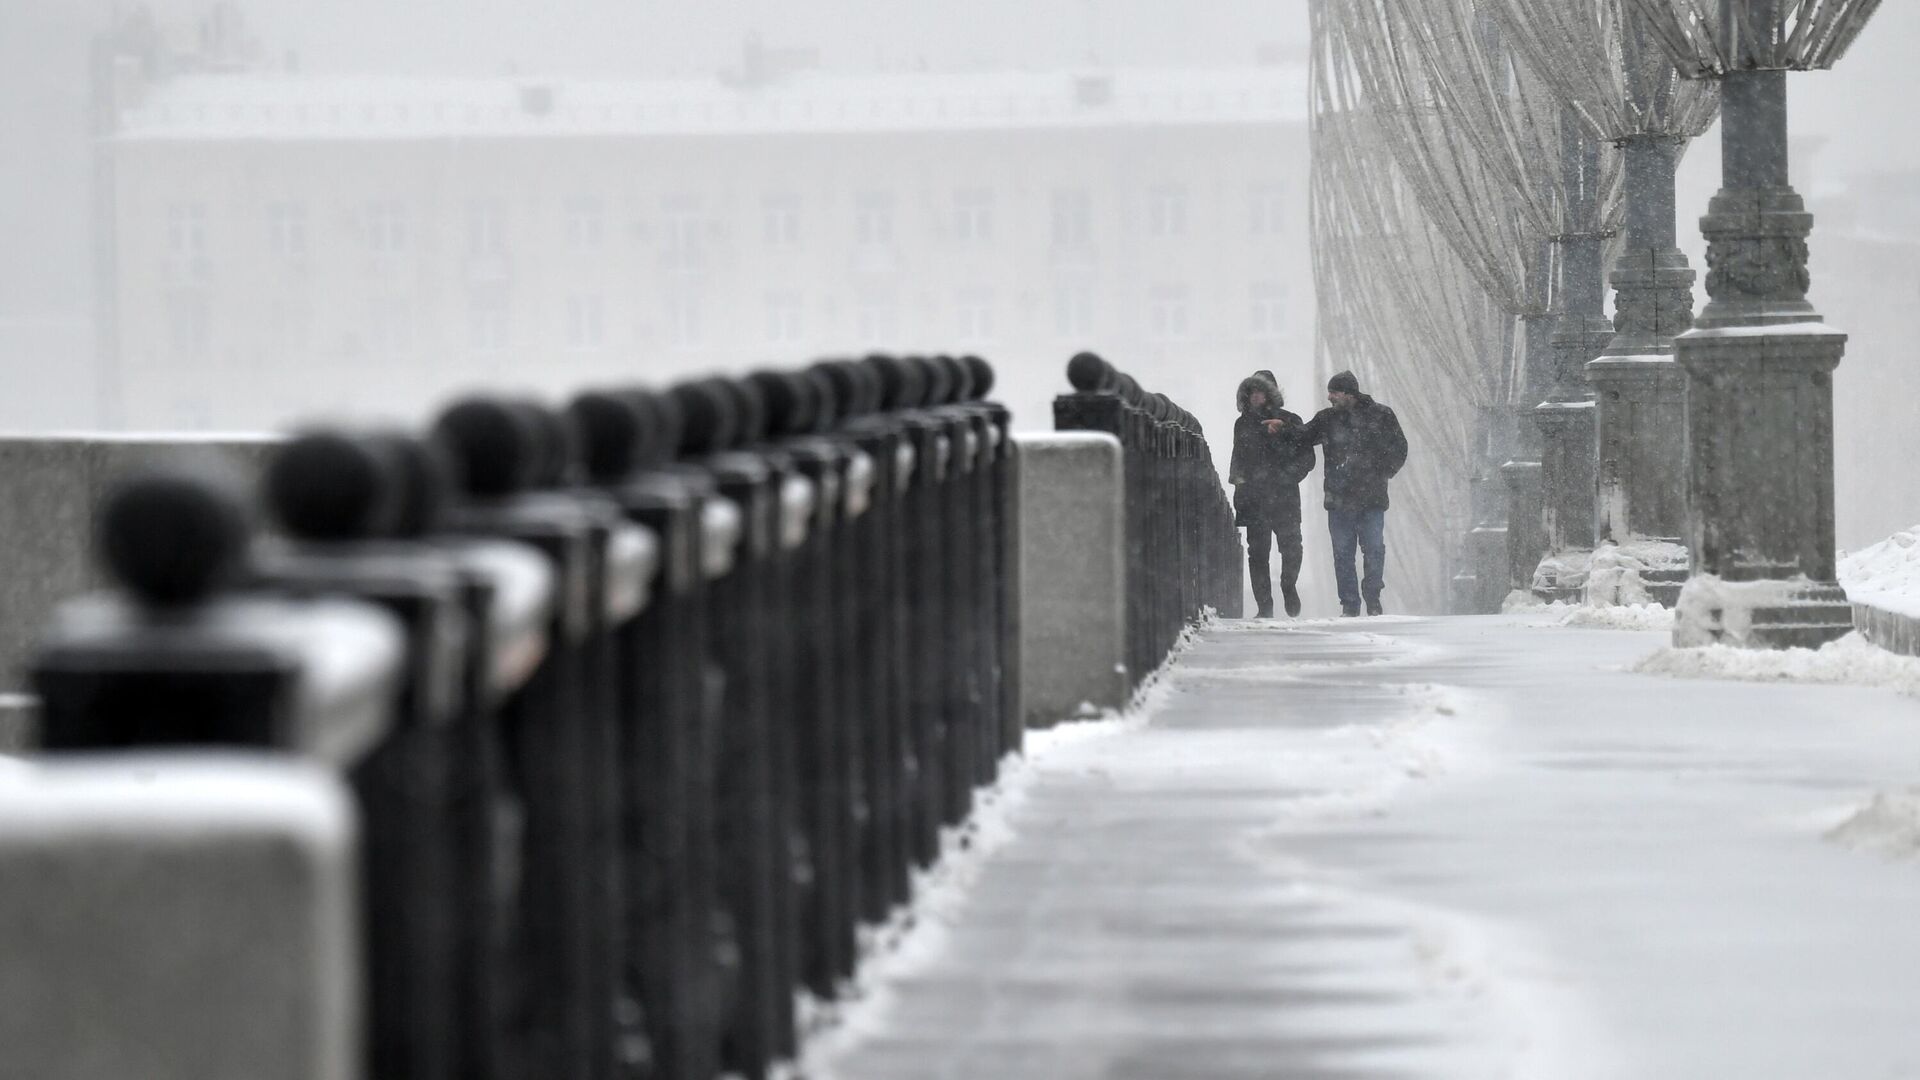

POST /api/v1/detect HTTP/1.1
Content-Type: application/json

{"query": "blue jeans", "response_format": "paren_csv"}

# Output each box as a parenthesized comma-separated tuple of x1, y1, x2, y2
(1328, 509, 1387, 612)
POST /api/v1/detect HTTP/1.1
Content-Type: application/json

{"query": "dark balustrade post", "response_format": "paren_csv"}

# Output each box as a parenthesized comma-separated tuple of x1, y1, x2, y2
(668, 377, 790, 1080)
(569, 386, 731, 1080)
(432, 397, 648, 1080)
(1054, 352, 1237, 681)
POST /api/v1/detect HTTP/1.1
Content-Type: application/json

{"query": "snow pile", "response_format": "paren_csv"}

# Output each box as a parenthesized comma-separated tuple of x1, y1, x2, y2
(1500, 592, 1673, 631)
(1826, 789, 1920, 860)
(1559, 603, 1674, 631)
(1634, 631, 1920, 693)
(1502, 590, 1551, 614)
(1671, 573, 1807, 647)
(1530, 549, 1592, 596)
(1583, 540, 1687, 608)
(1840, 526, 1920, 619)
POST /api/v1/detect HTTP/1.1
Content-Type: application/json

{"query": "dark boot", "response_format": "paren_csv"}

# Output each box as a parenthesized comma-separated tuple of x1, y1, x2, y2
(1278, 531, 1303, 618)
(1247, 548, 1273, 619)
(1365, 595, 1384, 617)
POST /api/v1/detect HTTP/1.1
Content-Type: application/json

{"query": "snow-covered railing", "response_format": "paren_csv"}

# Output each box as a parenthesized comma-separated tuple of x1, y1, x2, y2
(7, 355, 1019, 1080)
(1053, 351, 1240, 685)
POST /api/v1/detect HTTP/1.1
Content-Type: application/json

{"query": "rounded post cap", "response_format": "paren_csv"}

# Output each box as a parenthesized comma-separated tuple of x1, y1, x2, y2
(98, 464, 252, 607)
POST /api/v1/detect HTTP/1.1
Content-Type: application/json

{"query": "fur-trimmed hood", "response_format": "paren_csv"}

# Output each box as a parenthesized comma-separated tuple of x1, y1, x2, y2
(1236, 370, 1282, 415)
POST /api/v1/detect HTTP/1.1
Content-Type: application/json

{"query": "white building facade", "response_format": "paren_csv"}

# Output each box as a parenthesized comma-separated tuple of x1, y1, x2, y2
(102, 63, 1314, 438)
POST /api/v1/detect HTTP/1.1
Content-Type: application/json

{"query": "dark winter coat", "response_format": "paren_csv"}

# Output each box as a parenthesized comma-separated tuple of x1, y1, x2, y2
(1294, 393, 1409, 512)
(1228, 372, 1316, 529)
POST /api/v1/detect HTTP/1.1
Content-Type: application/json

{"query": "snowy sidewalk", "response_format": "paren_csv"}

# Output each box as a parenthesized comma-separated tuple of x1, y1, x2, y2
(803, 615, 1920, 1080)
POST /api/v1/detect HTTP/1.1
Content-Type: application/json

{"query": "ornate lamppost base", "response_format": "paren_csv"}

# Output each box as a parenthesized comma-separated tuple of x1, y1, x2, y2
(1531, 400, 1597, 602)
(1587, 354, 1693, 608)
(1501, 460, 1545, 605)
(1674, 578, 1853, 649)
(1468, 523, 1510, 613)
(1674, 322, 1852, 648)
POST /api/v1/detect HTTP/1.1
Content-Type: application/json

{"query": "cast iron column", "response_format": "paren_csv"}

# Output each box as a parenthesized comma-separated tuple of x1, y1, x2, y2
(1673, 56, 1851, 646)
(1533, 114, 1612, 600)
(1586, 129, 1695, 604)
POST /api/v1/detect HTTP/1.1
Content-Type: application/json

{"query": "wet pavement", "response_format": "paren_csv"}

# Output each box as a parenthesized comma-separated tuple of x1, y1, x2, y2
(804, 615, 1920, 1080)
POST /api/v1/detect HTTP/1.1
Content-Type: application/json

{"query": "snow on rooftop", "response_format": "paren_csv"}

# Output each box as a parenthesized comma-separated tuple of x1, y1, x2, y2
(112, 67, 1311, 142)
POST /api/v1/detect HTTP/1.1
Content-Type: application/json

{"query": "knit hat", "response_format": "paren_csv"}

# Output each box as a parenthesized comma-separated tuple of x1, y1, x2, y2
(1327, 370, 1361, 396)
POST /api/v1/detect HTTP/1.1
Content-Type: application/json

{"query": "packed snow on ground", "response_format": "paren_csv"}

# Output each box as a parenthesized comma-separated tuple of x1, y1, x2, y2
(1841, 525, 1920, 619)
(1634, 630, 1920, 693)
(1827, 789, 1920, 860)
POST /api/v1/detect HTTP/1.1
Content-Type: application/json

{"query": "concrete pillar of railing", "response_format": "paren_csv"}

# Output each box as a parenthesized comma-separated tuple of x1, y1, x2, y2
(1015, 431, 1127, 727)
(0, 756, 362, 1080)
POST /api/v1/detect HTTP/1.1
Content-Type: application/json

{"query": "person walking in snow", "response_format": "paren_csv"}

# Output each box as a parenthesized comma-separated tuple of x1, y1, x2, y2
(1281, 369, 1408, 617)
(1229, 370, 1316, 618)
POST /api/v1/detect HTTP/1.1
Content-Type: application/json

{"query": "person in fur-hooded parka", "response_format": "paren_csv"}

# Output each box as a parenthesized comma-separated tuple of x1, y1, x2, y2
(1229, 370, 1315, 617)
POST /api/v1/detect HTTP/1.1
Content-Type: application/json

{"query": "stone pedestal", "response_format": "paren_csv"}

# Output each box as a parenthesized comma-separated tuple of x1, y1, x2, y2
(1014, 432, 1129, 726)
(1501, 460, 1545, 601)
(1589, 355, 1692, 605)
(1468, 523, 1510, 613)
(1533, 398, 1596, 601)
(1676, 322, 1853, 645)
(1590, 357, 1690, 529)
(1462, 457, 1510, 615)
(0, 757, 361, 1080)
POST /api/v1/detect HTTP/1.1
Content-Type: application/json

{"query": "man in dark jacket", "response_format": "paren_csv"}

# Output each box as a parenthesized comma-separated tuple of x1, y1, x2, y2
(1229, 370, 1315, 618)
(1286, 370, 1408, 617)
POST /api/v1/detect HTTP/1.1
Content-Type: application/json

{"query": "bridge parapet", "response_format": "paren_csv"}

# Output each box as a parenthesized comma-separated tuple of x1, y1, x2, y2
(1, 353, 1023, 1080)
(1052, 351, 1240, 685)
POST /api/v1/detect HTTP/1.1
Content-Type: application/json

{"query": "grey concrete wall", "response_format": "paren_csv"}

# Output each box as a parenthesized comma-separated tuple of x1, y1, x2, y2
(1854, 602, 1920, 658)
(0, 756, 361, 1080)
(0, 434, 281, 693)
(1016, 432, 1128, 728)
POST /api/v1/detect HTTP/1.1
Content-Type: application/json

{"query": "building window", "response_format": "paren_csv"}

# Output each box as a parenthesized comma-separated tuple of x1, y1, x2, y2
(855, 299, 898, 345)
(565, 196, 604, 252)
(1250, 282, 1287, 339)
(367, 297, 415, 358)
(854, 192, 894, 246)
(1149, 284, 1189, 341)
(762, 193, 800, 249)
(468, 294, 510, 353)
(566, 294, 606, 351)
(955, 288, 995, 343)
(666, 294, 702, 350)
(270, 298, 312, 354)
(166, 291, 211, 357)
(1250, 181, 1288, 235)
(953, 188, 994, 242)
(1147, 185, 1188, 238)
(1053, 283, 1092, 338)
(663, 197, 704, 270)
(467, 201, 507, 256)
(366, 201, 409, 255)
(167, 203, 207, 258)
(266, 202, 306, 257)
(1051, 188, 1091, 247)
(765, 291, 804, 345)
(167, 203, 209, 280)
